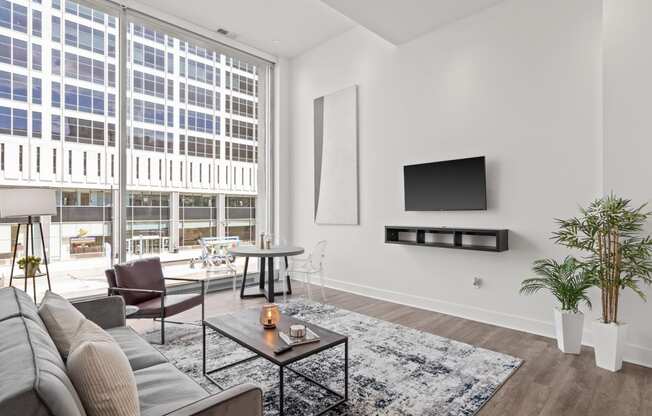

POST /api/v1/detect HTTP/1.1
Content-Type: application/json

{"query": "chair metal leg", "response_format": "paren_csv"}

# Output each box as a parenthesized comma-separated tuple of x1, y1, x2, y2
(160, 294, 165, 344)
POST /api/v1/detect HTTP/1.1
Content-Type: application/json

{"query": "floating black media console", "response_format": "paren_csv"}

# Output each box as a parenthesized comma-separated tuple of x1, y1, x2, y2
(384, 226, 508, 252)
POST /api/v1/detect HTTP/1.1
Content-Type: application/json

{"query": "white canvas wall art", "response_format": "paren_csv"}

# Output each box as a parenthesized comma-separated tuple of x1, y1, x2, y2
(314, 85, 358, 225)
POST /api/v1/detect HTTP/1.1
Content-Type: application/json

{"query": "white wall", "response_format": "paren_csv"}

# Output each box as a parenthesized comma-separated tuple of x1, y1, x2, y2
(603, 0, 652, 363)
(286, 0, 652, 367)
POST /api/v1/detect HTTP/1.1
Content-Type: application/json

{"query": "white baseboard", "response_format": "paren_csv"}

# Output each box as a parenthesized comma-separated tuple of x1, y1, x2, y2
(309, 276, 652, 368)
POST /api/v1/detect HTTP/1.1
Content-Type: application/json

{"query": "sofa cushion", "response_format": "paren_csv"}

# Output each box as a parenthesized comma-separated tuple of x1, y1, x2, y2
(134, 363, 207, 416)
(0, 286, 44, 326)
(67, 319, 140, 416)
(0, 314, 87, 416)
(38, 291, 86, 359)
(107, 326, 167, 371)
(114, 258, 166, 305)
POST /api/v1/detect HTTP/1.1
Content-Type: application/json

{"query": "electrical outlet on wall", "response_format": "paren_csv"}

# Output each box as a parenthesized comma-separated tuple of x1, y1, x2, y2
(473, 277, 482, 289)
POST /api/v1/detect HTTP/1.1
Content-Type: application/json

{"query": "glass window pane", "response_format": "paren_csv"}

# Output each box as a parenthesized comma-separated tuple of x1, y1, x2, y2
(32, 43, 42, 70)
(0, 1, 10, 29)
(13, 4, 27, 33)
(13, 39, 27, 67)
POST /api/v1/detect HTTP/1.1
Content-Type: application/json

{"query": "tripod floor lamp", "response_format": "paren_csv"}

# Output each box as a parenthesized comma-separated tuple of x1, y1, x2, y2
(0, 188, 57, 302)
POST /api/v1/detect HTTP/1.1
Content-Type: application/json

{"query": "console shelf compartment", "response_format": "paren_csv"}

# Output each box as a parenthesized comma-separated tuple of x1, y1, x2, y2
(384, 226, 508, 252)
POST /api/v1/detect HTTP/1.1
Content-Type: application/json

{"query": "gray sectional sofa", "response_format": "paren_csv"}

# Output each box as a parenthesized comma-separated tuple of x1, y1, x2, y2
(0, 287, 263, 416)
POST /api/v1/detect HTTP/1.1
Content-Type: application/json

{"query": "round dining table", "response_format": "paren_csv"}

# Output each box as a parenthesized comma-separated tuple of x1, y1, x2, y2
(228, 245, 304, 303)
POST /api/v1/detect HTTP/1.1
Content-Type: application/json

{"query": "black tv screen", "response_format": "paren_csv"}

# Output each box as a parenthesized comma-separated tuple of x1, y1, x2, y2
(404, 156, 487, 211)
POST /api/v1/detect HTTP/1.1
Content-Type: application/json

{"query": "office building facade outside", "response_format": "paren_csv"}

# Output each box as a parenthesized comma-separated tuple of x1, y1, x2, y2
(0, 0, 259, 262)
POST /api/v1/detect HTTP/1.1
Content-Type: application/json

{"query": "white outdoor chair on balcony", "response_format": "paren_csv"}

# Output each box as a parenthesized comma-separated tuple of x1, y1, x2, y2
(286, 240, 327, 301)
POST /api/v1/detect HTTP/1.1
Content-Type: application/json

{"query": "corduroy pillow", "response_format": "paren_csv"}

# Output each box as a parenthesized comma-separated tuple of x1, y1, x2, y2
(38, 290, 86, 359)
(66, 319, 140, 416)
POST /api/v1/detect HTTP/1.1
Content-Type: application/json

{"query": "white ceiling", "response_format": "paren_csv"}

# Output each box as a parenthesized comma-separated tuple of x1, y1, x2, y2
(133, 0, 356, 58)
(133, 0, 508, 58)
(321, 0, 508, 45)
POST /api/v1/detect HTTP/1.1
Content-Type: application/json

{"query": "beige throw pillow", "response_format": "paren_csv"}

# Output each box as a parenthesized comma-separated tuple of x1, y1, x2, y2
(67, 319, 140, 416)
(38, 290, 86, 358)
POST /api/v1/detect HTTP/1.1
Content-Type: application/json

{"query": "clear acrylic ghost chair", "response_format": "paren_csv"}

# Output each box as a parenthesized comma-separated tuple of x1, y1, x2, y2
(287, 240, 327, 301)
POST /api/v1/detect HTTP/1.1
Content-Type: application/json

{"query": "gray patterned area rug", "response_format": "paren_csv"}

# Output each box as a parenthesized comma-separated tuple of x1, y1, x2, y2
(145, 299, 522, 416)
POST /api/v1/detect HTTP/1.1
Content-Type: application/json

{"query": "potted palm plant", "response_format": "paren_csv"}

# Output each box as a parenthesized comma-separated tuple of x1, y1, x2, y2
(554, 195, 652, 371)
(520, 256, 593, 354)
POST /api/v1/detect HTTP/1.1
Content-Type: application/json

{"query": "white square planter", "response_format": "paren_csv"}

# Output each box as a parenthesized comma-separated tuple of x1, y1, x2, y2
(592, 321, 628, 372)
(553, 308, 584, 354)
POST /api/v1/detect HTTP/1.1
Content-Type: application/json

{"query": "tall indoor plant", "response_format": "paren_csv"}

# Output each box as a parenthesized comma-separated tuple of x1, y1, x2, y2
(554, 194, 652, 371)
(520, 256, 593, 354)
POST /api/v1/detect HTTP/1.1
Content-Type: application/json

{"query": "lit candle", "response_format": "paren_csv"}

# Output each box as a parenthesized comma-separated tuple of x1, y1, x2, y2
(259, 304, 280, 329)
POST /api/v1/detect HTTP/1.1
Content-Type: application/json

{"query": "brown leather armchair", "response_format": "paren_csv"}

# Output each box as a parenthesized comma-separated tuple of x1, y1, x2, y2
(105, 257, 205, 344)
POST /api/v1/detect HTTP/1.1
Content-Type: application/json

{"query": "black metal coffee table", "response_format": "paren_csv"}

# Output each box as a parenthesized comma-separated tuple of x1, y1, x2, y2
(202, 309, 348, 416)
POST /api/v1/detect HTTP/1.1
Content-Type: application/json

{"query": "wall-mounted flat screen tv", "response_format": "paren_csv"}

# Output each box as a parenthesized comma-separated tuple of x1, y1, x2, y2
(404, 156, 487, 211)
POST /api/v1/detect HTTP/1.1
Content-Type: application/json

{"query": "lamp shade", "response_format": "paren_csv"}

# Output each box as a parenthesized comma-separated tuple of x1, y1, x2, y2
(0, 188, 57, 218)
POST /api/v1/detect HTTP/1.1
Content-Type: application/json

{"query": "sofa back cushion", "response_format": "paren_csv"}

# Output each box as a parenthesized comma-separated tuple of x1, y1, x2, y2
(0, 288, 87, 416)
(0, 284, 43, 324)
(38, 291, 86, 359)
(113, 258, 165, 305)
(67, 319, 140, 416)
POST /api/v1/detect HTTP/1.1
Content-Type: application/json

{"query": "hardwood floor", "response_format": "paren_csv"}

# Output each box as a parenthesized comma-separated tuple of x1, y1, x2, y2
(128, 283, 652, 416)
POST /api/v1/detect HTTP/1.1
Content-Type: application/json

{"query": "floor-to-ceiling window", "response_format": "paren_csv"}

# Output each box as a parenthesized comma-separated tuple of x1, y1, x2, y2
(0, 0, 271, 298)
(125, 12, 267, 260)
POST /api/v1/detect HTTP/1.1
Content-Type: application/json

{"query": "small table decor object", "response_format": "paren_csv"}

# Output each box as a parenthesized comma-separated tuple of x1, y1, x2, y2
(289, 324, 306, 338)
(279, 326, 320, 347)
(260, 304, 280, 329)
